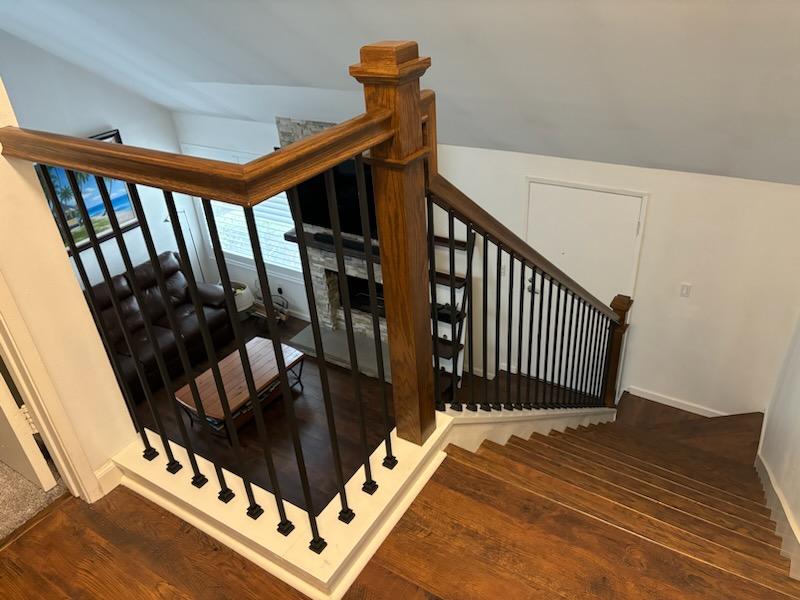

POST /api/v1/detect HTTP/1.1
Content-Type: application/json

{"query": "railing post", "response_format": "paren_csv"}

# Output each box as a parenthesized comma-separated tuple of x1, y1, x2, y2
(350, 41, 436, 445)
(602, 294, 633, 407)
(419, 89, 438, 184)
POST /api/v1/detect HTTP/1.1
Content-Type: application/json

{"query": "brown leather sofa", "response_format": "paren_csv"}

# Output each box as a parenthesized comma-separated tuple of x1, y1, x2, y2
(91, 251, 233, 400)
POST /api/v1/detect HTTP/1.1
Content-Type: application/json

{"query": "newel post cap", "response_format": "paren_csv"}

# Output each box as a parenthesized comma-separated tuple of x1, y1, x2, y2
(349, 41, 431, 83)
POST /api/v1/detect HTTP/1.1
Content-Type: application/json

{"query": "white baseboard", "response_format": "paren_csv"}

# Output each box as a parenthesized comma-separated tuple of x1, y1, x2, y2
(92, 460, 123, 501)
(756, 454, 800, 580)
(444, 406, 617, 452)
(626, 386, 727, 417)
(112, 413, 453, 600)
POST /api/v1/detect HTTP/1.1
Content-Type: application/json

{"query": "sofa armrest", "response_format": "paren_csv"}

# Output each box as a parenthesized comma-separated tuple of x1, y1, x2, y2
(196, 282, 226, 308)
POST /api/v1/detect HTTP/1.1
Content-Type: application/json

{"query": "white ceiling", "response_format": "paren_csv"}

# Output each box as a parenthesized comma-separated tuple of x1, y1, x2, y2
(2, 0, 800, 184)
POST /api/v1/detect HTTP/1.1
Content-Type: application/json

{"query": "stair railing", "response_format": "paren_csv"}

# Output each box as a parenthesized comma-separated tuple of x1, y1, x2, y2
(420, 93, 632, 411)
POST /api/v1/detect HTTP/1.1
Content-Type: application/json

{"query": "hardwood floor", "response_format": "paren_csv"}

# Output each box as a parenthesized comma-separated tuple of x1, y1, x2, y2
(134, 315, 394, 516)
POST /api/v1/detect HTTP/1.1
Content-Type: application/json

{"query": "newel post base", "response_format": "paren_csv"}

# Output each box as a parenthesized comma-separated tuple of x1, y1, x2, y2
(602, 294, 633, 408)
(350, 41, 435, 445)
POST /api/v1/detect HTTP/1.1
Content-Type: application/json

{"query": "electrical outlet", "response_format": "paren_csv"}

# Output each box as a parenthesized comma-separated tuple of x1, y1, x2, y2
(680, 283, 692, 298)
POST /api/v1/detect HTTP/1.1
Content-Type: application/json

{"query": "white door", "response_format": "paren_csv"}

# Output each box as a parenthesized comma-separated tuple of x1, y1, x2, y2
(525, 181, 645, 305)
(0, 359, 56, 490)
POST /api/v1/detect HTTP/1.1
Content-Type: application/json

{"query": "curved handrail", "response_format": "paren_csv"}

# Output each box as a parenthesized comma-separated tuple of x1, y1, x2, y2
(429, 173, 620, 323)
(0, 109, 394, 206)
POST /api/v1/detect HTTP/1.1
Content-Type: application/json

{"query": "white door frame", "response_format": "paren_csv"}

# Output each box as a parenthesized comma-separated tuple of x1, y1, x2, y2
(525, 177, 650, 401)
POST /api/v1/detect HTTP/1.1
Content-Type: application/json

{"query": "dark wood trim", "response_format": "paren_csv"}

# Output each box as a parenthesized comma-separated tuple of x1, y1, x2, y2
(429, 174, 620, 323)
(350, 41, 436, 445)
(602, 294, 633, 407)
(0, 110, 393, 206)
(420, 88, 438, 183)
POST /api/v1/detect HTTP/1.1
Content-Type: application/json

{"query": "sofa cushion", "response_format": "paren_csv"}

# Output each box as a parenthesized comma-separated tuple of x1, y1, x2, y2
(114, 325, 177, 369)
(155, 303, 229, 342)
(90, 274, 143, 346)
(130, 251, 189, 322)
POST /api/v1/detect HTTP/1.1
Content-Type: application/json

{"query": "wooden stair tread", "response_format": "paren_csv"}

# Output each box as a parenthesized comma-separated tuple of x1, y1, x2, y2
(579, 424, 766, 502)
(528, 432, 778, 534)
(555, 429, 771, 518)
(448, 444, 800, 598)
(433, 234, 468, 251)
(369, 456, 794, 600)
(432, 336, 463, 359)
(508, 435, 786, 562)
(434, 271, 466, 288)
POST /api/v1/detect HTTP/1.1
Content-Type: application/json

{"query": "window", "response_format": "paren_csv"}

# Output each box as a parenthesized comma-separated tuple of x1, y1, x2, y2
(181, 143, 301, 272)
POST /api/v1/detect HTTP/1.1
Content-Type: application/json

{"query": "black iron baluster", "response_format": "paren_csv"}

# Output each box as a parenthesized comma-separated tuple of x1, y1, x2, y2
(534, 270, 545, 407)
(573, 300, 587, 406)
(203, 198, 291, 531)
(354, 156, 396, 468)
(164, 192, 257, 505)
(513, 259, 526, 410)
(244, 206, 326, 552)
(446, 211, 461, 411)
(563, 293, 577, 407)
(581, 309, 597, 404)
(504, 254, 515, 411)
(591, 315, 608, 402)
(427, 196, 444, 412)
(599, 319, 616, 407)
(492, 244, 502, 411)
(524, 266, 536, 409)
(465, 225, 477, 412)
(101, 179, 214, 490)
(40, 166, 157, 462)
(557, 284, 568, 408)
(67, 171, 190, 476)
(324, 170, 378, 495)
(287, 188, 354, 524)
(542, 277, 554, 407)
(549, 280, 560, 407)
(480, 234, 491, 412)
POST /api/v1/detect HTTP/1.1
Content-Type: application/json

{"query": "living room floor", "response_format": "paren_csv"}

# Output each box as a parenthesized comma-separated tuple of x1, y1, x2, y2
(133, 315, 394, 516)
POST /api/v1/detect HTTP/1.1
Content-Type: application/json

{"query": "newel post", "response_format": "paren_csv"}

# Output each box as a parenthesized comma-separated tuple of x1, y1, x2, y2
(350, 41, 436, 445)
(603, 294, 633, 408)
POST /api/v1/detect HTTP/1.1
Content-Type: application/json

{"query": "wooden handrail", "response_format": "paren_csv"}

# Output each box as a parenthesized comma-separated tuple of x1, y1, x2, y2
(429, 174, 620, 323)
(0, 109, 394, 206)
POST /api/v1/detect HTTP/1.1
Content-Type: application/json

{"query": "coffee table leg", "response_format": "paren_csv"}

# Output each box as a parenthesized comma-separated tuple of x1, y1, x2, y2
(290, 358, 305, 391)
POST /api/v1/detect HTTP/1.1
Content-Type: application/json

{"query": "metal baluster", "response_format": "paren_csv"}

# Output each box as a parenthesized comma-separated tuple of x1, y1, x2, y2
(427, 196, 444, 412)
(534, 269, 545, 407)
(524, 266, 537, 409)
(543, 277, 554, 407)
(513, 260, 526, 410)
(549, 280, 560, 407)
(581, 309, 597, 404)
(591, 315, 607, 402)
(447, 211, 461, 411)
(164, 192, 256, 505)
(480, 234, 491, 412)
(557, 285, 568, 407)
(354, 156, 396, 468)
(203, 198, 291, 530)
(287, 188, 354, 524)
(599, 319, 616, 407)
(564, 293, 577, 407)
(504, 254, 515, 411)
(465, 225, 477, 412)
(101, 179, 214, 490)
(324, 171, 378, 494)
(39, 166, 156, 462)
(492, 244, 502, 411)
(68, 171, 192, 476)
(244, 206, 326, 552)
(574, 300, 588, 406)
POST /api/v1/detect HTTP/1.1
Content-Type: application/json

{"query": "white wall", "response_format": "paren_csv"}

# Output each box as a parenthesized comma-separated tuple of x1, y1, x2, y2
(438, 144, 800, 416)
(0, 31, 200, 285)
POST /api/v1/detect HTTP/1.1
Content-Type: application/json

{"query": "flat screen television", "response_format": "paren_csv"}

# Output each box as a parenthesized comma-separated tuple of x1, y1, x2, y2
(294, 158, 379, 240)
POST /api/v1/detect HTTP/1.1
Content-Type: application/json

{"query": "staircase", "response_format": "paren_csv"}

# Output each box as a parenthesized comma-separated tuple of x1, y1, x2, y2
(352, 409, 800, 599)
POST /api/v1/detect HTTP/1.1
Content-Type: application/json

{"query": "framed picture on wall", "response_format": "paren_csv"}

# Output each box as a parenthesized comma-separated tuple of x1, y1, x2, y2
(35, 129, 139, 252)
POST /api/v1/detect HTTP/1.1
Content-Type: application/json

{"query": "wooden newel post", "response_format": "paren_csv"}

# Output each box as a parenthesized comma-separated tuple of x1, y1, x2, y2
(350, 41, 436, 445)
(603, 294, 633, 408)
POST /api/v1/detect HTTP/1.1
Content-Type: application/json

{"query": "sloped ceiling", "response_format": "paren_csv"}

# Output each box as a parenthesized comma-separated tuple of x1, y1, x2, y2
(1, 0, 800, 184)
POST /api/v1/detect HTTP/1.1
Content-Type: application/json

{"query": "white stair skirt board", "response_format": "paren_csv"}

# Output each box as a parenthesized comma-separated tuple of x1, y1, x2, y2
(444, 406, 617, 452)
(756, 455, 800, 580)
(112, 412, 453, 600)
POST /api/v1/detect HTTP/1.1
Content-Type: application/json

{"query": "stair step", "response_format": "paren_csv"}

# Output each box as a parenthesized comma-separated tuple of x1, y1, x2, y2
(448, 444, 800, 598)
(433, 235, 468, 251)
(577, 424, 767, 504)
(434, 271, 467, 289)
(419, 457, 789, 600)
(432, 303, 465, 325)
(555, 429, 772, 519)
(511, 435, 785, 558)
(530, 432, 778, 534)
(433, 336, 463, 360)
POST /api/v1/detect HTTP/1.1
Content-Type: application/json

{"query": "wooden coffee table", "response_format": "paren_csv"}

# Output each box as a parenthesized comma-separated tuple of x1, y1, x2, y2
(175, 336, 304, 438)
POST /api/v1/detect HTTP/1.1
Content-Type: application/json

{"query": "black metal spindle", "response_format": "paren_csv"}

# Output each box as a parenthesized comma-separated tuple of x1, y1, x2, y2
(354, 156, 396, 468)
(427, 196, 444, 412)
(447, 211, 461, 411)
(164, 192, 255, 505)
(100, 178, 213, 489)
(587, 311, 601, 403)
(504, 254, 515, 411)
(324, 170, 378, 495)
(465, 226, 477, 412)
(549, 280, 560, 407)
(244, 206, 326, 552)
(492, 243, 502, 411)
(573, 300, 587, 405)
(287, 188, 354, 524)
(524, 266, 536, 409)
(581, 309, 597, 403)
(563, 293, 577, 407)
(514, 259, 525, 410)
(40, 166, 157, 461)
(68, 171, 189, 475)
(557, 284, 568, 407)
(542, 277, 554, 407)
(480, 234, 490, 412)
(203, 198, 291, 531)
(534, 269, 545, 407)
(591, 315, 608, 402)
(599, 319, 616, 406)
